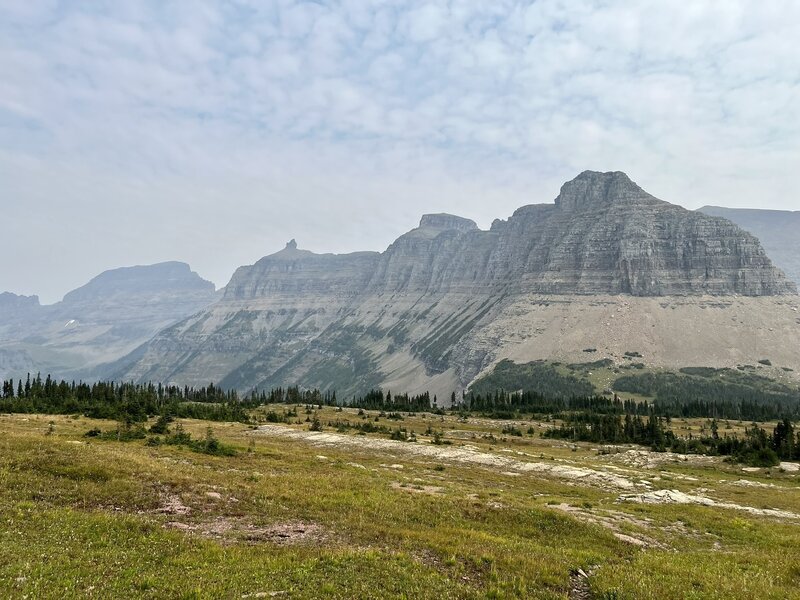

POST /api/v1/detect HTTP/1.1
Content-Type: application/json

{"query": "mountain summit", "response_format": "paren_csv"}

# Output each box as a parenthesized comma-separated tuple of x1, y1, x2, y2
(554, 170, 661, 212)
(109, 172, 799, 397)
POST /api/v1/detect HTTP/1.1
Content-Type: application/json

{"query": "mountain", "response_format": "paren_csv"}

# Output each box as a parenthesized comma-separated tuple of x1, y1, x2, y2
(0, 292, 41, 328)
(0, 262, 219, 380)
(697, 206, 800, 286)
(0, 292, 41, 312)
(110, 171, 799, 398)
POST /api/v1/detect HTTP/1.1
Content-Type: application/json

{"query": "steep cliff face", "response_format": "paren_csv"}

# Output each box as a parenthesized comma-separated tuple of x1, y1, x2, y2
(0, 262, 218, 380)
(225, 241, 379, 300)
(119, 246, 383, 387)
(365, 171, 794, 297)
(111, 171, 798, 396)
(482, 171, 793, 296)
(698, 206, 800, 286)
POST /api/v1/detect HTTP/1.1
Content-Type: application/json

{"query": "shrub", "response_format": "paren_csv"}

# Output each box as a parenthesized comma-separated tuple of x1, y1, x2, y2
(149, 414, 172, 434)
(732, 447, 780, 468)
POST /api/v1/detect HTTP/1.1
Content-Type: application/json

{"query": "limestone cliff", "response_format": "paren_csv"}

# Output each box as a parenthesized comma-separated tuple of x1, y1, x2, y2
(698, 206, 800, 286)
(109, 171, 798, 396)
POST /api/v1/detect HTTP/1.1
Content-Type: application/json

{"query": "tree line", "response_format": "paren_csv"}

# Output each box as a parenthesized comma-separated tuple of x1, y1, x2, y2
(457, 388, 800, 422)
(544, 412, 799, 467)
(1, 373, 253, 422)
(3, 373, 798, 467)
(247, 386, 437, 413)
(0, 375, 438, 421)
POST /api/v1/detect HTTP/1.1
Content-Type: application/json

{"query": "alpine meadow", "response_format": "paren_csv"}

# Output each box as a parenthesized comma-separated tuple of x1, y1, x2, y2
(2, 2, 800, 599)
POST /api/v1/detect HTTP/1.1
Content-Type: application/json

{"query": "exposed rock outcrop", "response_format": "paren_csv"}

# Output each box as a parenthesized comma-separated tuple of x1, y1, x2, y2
(110, 171, 798, 396)
(0, 292, 40, 313)
(698, 206, 800, 286)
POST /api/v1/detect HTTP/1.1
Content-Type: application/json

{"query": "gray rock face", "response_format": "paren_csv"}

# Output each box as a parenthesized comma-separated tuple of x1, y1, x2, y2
(63, 262, 214, 302)
(224, 245, 379, 300)
(0, 293, 41, 329)
(418, 213, 479, 233)
(113, 171, 797, 396)
(0, 293, 42, 349)
(554, 170, 657, 212)
(57, 262, 216, 326)
(0, 262, 218, 380)
(0, 292, 40, 312)
(358, 171, 794, 297)
(697, 206, 800, 286)
(494, 171, 794, 296)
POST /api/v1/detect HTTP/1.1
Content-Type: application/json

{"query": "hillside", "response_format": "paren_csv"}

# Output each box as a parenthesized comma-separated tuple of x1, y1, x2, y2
(109, 172, 799, 398)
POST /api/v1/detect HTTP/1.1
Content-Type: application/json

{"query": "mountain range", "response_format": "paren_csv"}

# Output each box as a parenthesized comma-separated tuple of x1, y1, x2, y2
(3, 171, 798, 399)
(0, 262, 218, 381)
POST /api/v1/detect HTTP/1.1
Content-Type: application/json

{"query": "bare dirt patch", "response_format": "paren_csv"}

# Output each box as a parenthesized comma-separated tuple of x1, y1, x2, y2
(154, 486, 191, 516)
(165, 518, 325, 545)
(391, 482, 444, 495)
(252, 521, 325, 545)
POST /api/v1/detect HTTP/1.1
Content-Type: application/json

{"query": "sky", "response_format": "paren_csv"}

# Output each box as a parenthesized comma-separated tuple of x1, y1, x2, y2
(1, 1, 799, 303)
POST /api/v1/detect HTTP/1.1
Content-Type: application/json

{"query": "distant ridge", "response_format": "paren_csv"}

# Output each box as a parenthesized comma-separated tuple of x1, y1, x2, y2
(0, 262, 218, 381)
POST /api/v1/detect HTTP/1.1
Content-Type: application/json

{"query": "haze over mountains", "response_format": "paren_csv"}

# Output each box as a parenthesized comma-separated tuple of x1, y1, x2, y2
(0, 263, 217, 381)
(3, 171, 798, 398)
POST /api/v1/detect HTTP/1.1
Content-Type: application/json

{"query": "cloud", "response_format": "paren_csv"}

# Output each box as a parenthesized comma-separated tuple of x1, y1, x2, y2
(0, 0, 798, 302)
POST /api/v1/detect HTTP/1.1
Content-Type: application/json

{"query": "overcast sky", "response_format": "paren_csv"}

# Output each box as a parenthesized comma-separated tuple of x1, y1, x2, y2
(2, 1, 799, 303)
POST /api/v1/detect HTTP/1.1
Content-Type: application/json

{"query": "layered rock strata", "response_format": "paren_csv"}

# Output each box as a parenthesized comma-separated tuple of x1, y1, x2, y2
(111, 171, 797, 397)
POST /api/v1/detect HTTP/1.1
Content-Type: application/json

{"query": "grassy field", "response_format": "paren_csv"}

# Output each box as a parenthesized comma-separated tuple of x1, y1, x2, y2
(1, 408, 799, 599)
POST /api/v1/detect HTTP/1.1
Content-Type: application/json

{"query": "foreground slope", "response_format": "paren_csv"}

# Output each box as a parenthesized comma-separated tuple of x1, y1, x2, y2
(113, 172, 798, 396)
(2, 410, 800, 599)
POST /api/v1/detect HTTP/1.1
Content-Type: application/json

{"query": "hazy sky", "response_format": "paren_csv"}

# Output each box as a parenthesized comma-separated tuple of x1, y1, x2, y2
(2, 1, 799, 303)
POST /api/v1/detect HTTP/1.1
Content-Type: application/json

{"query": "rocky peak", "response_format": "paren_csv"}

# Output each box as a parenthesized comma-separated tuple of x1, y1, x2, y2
(419, 213, 478, 233)
(261, 240, 316, 263)
(555, 170, 661, 212)
(0, 292, 40, 310)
